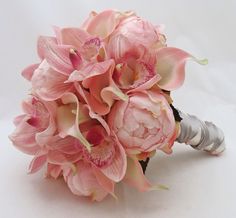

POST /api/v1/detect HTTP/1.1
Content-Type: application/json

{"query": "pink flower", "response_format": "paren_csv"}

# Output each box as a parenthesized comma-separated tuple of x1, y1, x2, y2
(28, 28, 102, 101)
(68, 60, 128, 115)
(63, 161, 114, 201)
(9, 97, 57, 155)
(155, 47, 208, 90)
(106, 15, 165, 90)
(108, 15, 166, 55)
(108, 90, 177, 154)
(56, 93, 127, 181)
(54, 92, 127, 200)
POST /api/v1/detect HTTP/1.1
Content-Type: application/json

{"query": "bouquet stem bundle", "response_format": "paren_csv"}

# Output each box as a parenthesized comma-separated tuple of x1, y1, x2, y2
(177, 111, 225, 155)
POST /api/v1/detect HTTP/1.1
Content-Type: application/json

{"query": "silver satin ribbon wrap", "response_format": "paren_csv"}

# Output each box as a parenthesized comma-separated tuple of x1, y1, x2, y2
(176, 111, 225, 155)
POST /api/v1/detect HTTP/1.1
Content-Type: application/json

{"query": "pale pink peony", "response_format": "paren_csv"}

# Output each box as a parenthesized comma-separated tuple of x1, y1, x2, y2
(108, 90, 177, 154)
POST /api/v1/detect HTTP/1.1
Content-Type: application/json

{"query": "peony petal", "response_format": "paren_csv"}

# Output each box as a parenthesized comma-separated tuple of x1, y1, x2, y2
(21, 63, 39, 81)
(28, 155, 47, 174)
(155, 47, 208, 90)
(107, 33, 133, 61)
(124, 157, 153, 192)
(31, 60, 73, 101)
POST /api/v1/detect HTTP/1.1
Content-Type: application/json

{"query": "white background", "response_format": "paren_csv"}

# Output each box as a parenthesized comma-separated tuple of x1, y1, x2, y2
(1, 0, 236, 218)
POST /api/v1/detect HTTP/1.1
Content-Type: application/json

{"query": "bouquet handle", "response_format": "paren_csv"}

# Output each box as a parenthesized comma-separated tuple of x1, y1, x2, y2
(176, 111, 225, 155)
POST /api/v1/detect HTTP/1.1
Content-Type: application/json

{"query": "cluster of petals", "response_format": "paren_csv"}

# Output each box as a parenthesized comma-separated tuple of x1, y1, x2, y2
(10, 9, 204, 201)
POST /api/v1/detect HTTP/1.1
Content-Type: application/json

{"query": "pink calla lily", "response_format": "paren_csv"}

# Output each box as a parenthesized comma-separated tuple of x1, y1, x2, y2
(124, 157, 153, 192)
(156, 47, 208, 90)
(84, 10, 135, 39)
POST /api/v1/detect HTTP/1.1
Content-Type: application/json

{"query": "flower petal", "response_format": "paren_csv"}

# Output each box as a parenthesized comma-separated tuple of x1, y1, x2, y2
(75, 83, 110, 115)
(64, 161, 108, 201)
(86, 10, 118, 39)
(83, 104, 110, 135)
(93, 167, 116, 199)
(37, 36, 79, 75)
(127, 74, 161, 94)
(21, 64, 39, 81)
(56, 92, 92, 151)
(156, 47, 208, 90)
(31, 60, 73, 101)
(100, 135, 127, 182)
(107, 33, 133, 61)
(58, 27, 91, 47)
(50, 136, 82, 155)
(37, 36, 57, 59)
(46, 163, 62, 179)
(28, 155, 47, 174)
(124, 157, 153, 192)
(35, 101, 57, 146)
(9, 116, 40, 155)
(100, 85, 128, 107)
(67, 60, 114, 82)
(71, 60, 128, 115)
(47, 149, 81, 165)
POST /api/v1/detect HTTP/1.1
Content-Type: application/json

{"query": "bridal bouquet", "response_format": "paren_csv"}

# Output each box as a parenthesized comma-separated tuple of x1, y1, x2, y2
(9, 10, 225, 201)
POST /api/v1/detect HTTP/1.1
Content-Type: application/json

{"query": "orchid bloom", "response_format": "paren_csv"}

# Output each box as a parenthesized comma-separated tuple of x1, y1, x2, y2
(56, 92, 127, 200)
